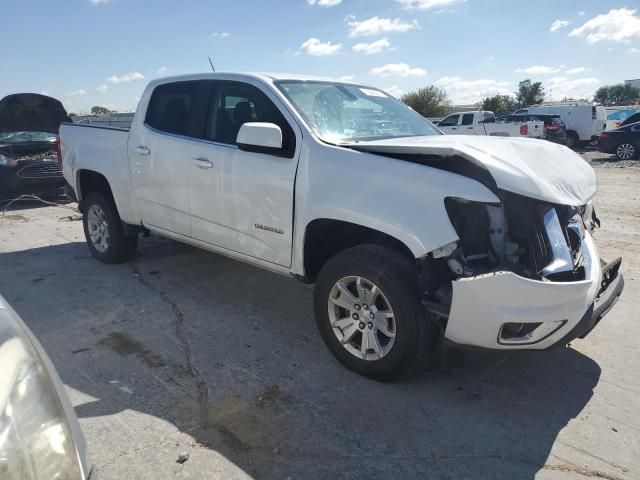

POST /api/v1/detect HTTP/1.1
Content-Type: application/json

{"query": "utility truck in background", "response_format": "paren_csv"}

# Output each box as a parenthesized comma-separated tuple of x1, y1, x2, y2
(59, 73, 624, 381)
(513, 104, 607, 148)
(436, 110, 544, 138)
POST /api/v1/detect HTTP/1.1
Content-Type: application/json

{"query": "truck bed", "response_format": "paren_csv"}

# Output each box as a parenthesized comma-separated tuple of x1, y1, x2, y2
(59, 122, 138, 224)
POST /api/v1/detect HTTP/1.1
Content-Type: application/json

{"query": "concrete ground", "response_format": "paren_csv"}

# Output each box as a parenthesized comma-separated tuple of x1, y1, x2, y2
(0, 154, 638, 480)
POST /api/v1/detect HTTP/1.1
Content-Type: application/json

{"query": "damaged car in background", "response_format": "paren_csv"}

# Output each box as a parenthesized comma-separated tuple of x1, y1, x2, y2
(60, 74, 624, 381)
(0, 93, 70, 199)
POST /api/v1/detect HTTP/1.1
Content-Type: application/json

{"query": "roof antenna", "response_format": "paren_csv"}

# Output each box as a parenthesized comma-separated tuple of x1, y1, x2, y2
(208, 57, 216, 72)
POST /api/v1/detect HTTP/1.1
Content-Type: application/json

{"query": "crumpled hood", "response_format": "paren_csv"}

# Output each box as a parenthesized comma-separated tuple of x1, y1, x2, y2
(0, 94, 71, 134)
(347, 135, 597, 205)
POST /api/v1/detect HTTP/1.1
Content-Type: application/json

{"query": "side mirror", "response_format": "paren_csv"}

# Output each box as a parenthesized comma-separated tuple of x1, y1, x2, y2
(236, 122, 283, 155)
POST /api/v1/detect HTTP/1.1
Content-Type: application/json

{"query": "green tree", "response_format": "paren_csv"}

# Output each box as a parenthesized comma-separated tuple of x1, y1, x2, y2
(594, 84, 640, 106)
(516, 79, 545, 107)
(91, 106, 110, 115)
(401, 86, 452, 118)
(481, 94, 518, 116)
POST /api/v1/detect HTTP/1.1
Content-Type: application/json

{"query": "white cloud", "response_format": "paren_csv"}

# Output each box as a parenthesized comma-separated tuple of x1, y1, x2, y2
(307, 0, 342, 6)
(569, 8, 640, 44)
(578, 11, 585, 16)
(96, 84, 109, 94)
(88, 0, 111, 5)
(486, 55, 495, 61)
(565, 67, 589, 74)
(338, 75, 355, 82)
(396, 0, 463, 10)
(514, 65, 560, 74)
(65, 89, 88, 97)
(156, 66, 168, 75)
(546, 76, 600, 100)
(550, 19, 570, 32)
(209, 32, 231, 39)
(297, 38, 342, 56)
(435, 76, 512, 104)
(629, 47, 640, 54)
(347, 16, 419, 37)
(384, 85, 404, 98)
(40, 90, 50, 96)
(370, 63, 426, 78)
(352, 37, 393, 55)
(106, 72, 145, 84)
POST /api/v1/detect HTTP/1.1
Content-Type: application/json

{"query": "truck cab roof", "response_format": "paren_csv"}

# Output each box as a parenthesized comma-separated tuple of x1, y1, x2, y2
(147, 72, 367, 87)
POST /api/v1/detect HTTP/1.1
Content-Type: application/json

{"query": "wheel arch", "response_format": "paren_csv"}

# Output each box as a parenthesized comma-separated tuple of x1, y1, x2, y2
(75, 169, 117, 210)
(302, 218, 417, 282)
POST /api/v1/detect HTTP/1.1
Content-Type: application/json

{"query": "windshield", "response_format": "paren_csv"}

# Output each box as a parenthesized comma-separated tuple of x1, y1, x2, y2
(0, 131, 57, 144)
(275, 81, 440, 143)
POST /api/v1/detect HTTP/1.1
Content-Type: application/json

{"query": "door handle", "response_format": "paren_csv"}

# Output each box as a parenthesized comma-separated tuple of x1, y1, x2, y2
(135, 145, 150, 156)
(192, 157, 214, 169)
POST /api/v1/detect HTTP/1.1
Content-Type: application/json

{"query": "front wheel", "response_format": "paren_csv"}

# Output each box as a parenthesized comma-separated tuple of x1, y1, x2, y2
(616, 143, 637, 160)
(82, 192, 138, 264)
(314, 245, 436, 381)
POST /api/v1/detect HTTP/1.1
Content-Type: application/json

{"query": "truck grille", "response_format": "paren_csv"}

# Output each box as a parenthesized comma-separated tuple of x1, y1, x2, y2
(17, 162, 63, 179)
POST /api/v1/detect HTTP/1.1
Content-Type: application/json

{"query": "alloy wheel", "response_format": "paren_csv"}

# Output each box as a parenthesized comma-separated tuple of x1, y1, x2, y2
(87, 204, 110, 253)
(327, 276, 396, 361)
(617, 143, 635, 160)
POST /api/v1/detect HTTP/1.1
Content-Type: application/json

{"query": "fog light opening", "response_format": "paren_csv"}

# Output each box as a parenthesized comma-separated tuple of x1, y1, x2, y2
(498, 320, 567, 345)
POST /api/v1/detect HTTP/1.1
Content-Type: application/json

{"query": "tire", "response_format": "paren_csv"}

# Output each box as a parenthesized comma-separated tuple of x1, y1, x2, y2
(566, 131, 580, 149)
(314, 245, 437, 381)
(615, 143, 637, 160)
(82, 191, 138, 264)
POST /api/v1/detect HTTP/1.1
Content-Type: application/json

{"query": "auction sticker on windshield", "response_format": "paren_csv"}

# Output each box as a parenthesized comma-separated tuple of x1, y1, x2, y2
(360, 88, 387, 98)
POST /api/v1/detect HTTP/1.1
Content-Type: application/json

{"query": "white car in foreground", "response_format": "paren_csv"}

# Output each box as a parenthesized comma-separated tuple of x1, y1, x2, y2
(59, 73, 624, 381)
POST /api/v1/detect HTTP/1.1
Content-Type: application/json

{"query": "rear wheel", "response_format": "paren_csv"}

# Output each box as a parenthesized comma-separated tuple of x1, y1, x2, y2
(82, 192, 138, 264)
(314, 245, 436, 381)
(616, 143, 637, 160)
(566, 131, 580, 149)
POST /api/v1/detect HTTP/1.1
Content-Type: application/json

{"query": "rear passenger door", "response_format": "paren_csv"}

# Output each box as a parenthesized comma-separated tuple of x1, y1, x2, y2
(460, 113, 476, 134)
(128, 81, 208, 236)
(187, 80, 300, 267)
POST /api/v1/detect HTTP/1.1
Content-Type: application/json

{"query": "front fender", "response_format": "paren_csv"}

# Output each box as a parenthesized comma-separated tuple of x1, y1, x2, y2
(291, 144, 499, 275)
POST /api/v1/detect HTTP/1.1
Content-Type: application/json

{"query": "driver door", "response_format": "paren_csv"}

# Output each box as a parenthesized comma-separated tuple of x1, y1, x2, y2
(437, 113, 461, 134)
(187, 80, 300, 267)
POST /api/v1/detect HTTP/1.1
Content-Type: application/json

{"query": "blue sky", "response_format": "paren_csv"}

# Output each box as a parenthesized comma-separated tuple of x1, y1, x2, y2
(1, 0, 638, 113)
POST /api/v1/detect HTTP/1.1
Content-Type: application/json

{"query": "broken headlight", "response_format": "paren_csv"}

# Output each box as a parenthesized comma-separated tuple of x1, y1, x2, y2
(0, 298, 91, 480)
(0, 154, 17, 167)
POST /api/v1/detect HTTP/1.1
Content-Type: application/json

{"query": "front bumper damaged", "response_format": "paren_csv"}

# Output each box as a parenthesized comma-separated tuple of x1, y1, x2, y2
(444, 232, 624, 349)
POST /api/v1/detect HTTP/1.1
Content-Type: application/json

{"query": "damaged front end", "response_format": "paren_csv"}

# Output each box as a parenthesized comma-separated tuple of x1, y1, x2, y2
(423, 192, 624, 349)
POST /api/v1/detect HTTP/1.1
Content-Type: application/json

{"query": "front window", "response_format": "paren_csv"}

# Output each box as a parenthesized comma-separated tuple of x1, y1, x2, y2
(438, 114, 460, 127)
(275, 81, 440, 143)
(0, 131, 56, 144)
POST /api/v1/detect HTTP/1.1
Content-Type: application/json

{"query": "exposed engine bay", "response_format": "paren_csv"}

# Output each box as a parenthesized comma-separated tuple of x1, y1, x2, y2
(424, 191, 600, 316)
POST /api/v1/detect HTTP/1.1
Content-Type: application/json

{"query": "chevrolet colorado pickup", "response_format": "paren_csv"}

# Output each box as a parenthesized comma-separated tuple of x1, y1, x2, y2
(60, 73, 624, 381)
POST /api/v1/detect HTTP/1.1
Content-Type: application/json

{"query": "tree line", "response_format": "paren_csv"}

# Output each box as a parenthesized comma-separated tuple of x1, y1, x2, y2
(401, 80, 640, 118)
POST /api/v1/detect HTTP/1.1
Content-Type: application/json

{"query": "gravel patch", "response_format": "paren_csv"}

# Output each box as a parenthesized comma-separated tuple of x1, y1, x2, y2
(578, 148, 640, 169)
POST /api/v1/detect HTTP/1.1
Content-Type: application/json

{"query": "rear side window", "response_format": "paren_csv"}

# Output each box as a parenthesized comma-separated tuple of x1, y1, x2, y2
(146, 82, 200, 137)
(461, 113, 475, 125)
(206, 81, 296, 157)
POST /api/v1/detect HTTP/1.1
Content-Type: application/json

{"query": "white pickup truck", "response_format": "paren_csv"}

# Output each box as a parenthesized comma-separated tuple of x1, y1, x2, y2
(59, 73, 623, 381)
(437, 110, 544, 138)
